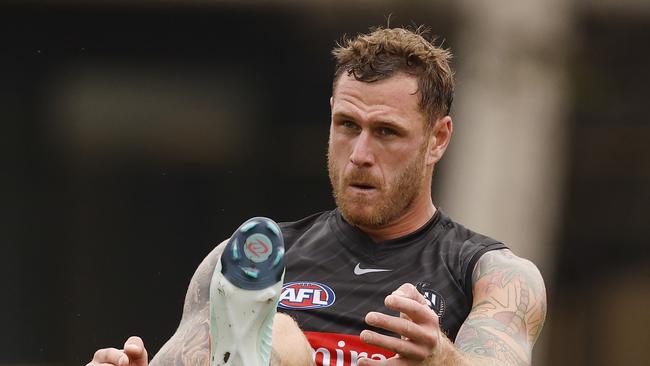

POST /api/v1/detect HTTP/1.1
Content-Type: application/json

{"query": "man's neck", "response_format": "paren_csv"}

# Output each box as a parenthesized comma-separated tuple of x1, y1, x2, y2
(358, 199, 437, 242)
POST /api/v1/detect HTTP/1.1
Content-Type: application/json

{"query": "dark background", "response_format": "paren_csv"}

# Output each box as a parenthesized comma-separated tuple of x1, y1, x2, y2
(1, 1, 648, 365)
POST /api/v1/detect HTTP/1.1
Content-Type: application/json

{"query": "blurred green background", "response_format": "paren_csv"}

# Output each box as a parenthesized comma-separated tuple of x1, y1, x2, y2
(1, 1, 648, 365)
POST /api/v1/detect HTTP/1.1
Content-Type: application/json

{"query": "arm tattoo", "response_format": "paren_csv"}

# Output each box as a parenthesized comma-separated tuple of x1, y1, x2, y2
(455, 249, 547, 366)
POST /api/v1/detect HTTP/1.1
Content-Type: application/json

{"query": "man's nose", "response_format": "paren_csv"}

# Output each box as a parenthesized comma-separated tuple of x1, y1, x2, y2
(349, 131, 375, 167)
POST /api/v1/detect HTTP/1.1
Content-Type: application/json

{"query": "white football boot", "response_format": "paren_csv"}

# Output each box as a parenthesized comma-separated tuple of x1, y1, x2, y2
(209, 217, 286, 366)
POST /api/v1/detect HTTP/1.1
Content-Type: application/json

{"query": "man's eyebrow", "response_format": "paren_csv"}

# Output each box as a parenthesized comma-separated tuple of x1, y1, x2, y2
(331, 111, 357, 121)
(375, 120, 408, 134)
(371, 114, 409, 129)
(332, 110, 409, 129)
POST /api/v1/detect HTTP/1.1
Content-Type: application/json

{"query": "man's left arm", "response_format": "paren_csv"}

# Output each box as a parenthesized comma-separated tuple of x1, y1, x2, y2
(359, 249, 546, 366)
(452, 249, 547, 365)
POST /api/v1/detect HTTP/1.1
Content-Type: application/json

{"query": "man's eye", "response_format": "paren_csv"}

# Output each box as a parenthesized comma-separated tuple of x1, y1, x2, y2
(341, 120, 358, 130)
(378, 127, 397, 136)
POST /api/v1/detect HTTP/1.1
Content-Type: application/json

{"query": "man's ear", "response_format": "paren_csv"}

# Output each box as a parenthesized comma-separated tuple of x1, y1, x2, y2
(426, 116, 453, 166)
(330, 96, 333, 108)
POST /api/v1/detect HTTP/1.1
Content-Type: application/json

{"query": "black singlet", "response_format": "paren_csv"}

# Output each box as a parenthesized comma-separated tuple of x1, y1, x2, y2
(277, 209, 507, 366)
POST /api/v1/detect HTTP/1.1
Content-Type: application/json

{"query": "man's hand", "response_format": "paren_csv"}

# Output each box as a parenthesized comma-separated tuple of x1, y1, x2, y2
(359, 283, 443, 366)
(87, 336, 148, 366)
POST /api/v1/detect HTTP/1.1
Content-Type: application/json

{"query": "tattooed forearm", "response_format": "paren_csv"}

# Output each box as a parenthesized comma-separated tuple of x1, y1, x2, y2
(455, 249, 547, 366)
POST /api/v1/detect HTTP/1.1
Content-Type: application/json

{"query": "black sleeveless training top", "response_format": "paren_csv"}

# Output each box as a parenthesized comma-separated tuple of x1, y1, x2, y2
(277, 209, 506, 365)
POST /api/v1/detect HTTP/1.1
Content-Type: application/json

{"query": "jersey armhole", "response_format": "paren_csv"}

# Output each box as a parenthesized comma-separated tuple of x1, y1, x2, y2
(462, 243, 508, 305)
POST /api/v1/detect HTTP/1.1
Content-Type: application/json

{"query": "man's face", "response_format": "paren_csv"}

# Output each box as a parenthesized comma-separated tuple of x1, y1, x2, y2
(328, 73, 432, 228)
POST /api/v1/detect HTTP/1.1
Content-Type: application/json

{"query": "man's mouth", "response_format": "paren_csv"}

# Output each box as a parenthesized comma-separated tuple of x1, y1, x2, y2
(349, 183, 376, 191)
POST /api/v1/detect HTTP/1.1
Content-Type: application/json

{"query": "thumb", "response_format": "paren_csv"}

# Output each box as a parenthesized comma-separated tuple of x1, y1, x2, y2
(122, 336, 148, 366)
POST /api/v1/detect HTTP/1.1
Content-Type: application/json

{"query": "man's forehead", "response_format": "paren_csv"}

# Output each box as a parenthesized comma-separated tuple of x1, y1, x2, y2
(330, 75, 428, 131)
(331, 73, 421, 116)
(333, 72, 420, 95)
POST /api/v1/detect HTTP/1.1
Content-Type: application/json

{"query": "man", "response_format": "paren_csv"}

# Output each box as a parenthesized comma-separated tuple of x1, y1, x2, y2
(88, 26, 546, 366)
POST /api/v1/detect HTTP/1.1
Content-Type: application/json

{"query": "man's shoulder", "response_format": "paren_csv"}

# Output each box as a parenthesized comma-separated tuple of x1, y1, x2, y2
(434, 211, 509, 299)
(436, 210, 505, 251)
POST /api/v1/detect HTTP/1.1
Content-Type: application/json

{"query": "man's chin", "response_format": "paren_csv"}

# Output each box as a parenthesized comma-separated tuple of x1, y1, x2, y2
(340, 205, 384, 228)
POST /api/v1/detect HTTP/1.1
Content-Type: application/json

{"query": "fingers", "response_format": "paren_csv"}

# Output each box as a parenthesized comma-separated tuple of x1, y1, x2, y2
(123, 336, 148, 366)
(384, 290, 438, 325)
(360, 329, 430, 360)
(359, 283, 441, 362)
(365, 311, 434, 343)
(88, 337, 148, 366)
(364, 312, 437, 350)
(392, 283, 427, 306)
(88, 348, 128, 366)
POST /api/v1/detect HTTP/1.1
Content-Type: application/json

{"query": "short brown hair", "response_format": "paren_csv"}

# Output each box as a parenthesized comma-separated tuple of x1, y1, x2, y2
(332, 26, 454, 125)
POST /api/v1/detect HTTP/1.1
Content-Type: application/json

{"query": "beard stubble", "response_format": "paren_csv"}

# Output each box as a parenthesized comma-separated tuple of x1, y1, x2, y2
(327, 144, 427, 228)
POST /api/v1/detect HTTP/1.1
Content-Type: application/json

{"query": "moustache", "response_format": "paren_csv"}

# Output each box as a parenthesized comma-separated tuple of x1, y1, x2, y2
(342, 168, 382, 188)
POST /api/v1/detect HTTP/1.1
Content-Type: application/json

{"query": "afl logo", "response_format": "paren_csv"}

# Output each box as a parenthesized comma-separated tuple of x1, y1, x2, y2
(278, 282, 336, 310)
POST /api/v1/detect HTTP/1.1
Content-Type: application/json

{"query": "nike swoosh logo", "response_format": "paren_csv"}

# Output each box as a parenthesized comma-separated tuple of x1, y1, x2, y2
(354, 263, 393, 275)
